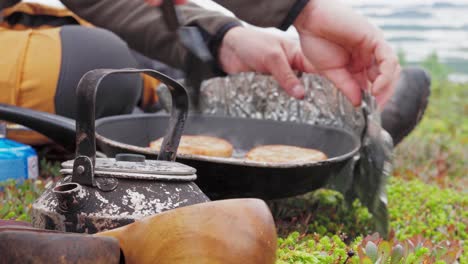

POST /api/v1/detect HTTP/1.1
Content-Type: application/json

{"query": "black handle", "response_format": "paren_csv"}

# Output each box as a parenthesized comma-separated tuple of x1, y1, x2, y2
(0, 104, 76, 151)
(72, 68, 189, 186)
(161, 0, 180, 32)
(160, 0, 212, 63)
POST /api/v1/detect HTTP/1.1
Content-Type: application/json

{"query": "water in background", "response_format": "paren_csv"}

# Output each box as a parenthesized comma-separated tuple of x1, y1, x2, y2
(350, 0, 468, 82)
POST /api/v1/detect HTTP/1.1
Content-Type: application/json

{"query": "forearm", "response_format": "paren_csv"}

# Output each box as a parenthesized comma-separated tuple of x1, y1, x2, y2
(213, 0, 310, 30)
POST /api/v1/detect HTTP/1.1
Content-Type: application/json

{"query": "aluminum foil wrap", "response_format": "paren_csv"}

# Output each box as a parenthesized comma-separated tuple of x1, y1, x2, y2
(199, 73, 365, 135)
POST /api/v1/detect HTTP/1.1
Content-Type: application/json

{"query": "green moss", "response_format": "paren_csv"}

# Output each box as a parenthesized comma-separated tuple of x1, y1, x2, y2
(0, 179, 45, 222)
(39, 158, 61, 179)
(277, 232, 354, 264)
(271, 189, 373, 239)
(276, 178, 466, 263)
(388, 178, 467, 242)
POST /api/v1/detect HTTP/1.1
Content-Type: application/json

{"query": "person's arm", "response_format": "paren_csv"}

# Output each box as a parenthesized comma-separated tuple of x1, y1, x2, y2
(198, 0, 400, 106)
(59, 0, 241, 70)
(59, 0, 311, 99)
(65, 0, 398, 106)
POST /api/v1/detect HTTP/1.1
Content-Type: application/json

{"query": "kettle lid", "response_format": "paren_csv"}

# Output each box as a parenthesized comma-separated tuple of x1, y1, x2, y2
(61, 154, 196, 181)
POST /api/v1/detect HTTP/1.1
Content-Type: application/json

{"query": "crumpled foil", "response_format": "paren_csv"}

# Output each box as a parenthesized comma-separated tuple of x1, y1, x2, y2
(199, 73, 365, 135)
(198, 73, 393, 236)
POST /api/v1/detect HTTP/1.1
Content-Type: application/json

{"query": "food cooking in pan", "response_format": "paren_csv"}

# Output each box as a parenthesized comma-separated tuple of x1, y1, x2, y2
(150, 135, 234, 157)
(150, 135, 327, 162)
(245, 145, 327, 163)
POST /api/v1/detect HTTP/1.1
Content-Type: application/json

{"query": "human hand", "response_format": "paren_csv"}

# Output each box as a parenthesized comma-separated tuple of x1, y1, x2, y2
(219, 27, 316, 99)
(294, 0, 400, 107)
(145, 0, 187, 6)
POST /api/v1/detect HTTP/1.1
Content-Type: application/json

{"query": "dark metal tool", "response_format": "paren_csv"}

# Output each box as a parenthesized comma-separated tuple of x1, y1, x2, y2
(160, 0, 212, 62)
(349, 91, 392, 237)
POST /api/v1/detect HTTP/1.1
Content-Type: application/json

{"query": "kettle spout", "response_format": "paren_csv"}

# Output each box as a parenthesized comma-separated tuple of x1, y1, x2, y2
(53, 183, 88, 212)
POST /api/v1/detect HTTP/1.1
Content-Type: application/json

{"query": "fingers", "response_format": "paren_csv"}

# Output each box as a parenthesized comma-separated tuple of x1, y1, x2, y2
(218, 27, 305, 99)
(372, 42, 399, 95)
(322, 68, 362, 106)
(348, 34, 376, 74)
(264, 50, 306, 99)
(285, 42, 317, 74)
(376, 64, 401, 108)
(291, 52, 317, 74)
(220, 27, 315, 100)
(353, 72, 369, 91)
(367, 61, 380, 82)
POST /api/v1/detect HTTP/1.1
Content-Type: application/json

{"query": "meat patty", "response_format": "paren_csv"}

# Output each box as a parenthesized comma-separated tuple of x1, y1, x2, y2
(245, 145, 327, 163)
(150, 135, 233, 158)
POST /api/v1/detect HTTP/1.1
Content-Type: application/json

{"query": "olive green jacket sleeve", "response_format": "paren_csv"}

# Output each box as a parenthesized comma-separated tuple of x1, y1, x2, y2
(58, 0, 240, 70)
(58, 0, 309, 70)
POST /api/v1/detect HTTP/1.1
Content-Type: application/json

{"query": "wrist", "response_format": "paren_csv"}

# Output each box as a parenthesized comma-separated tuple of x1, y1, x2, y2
(217, 26, 244, 72)
(220, 26, 244, 51)
(293, 0, 317, 33)
(208, 23, 242, 76)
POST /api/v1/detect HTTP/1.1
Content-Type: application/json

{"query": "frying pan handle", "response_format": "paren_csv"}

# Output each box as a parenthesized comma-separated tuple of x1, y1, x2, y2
(73, 68, 189, 185)
(0, 103, 76, 151)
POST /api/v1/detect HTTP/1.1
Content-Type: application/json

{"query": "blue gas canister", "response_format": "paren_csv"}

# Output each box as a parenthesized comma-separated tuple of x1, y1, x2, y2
(0, 123, 38, 182)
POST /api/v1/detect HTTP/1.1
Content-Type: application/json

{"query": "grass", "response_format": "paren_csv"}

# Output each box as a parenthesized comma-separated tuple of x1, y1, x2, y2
(0, 179, 45, 222)
(0, 54, 466, 263)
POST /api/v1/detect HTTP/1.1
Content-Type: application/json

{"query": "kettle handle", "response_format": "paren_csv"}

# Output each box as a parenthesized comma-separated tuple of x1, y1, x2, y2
(72, 68, 189, 186)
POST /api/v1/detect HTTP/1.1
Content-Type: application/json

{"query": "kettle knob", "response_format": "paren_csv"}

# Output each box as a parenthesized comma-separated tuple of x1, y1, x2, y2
(115, 154, 146, 162)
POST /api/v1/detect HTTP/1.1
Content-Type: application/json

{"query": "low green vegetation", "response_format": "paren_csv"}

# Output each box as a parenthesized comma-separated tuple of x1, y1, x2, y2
(0, 158, 64, 221)
(0, 179, 44, 222)
(276, 178, 466, 263)
(388, 178, 467, 243)
(271, 189, 373, 240)
(0, 53, 466, 263)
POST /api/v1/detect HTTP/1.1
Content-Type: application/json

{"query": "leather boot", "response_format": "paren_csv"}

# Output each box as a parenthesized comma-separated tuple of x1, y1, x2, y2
(381, 67, 431, 145)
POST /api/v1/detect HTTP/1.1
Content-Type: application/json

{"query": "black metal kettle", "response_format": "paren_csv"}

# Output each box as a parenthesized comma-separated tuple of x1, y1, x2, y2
(31, 69, 209, 234)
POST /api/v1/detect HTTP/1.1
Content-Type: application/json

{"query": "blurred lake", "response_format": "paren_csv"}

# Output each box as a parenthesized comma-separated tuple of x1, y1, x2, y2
(350, 0, 468, 82)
